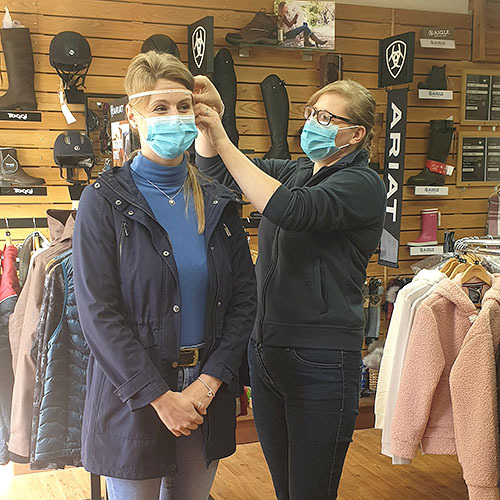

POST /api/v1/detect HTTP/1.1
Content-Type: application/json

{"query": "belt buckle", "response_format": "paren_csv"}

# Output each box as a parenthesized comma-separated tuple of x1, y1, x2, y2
(179, 348, 199, 367)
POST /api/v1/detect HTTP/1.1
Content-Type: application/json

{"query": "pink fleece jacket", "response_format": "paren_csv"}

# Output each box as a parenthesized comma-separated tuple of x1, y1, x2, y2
(391, 275, 500, 500)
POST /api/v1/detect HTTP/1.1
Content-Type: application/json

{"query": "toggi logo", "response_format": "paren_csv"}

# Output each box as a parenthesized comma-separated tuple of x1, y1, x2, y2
(13, 187, 33, 195)
(7, 112, 28, 120)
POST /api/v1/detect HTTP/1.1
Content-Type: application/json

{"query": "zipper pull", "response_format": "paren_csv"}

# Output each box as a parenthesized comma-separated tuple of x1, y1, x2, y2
(122, 221, 130, 237)
(223, 223, 231, 237)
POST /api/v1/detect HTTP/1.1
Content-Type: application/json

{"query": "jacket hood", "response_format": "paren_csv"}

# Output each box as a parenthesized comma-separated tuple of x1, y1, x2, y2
(433, 273, 500, 313)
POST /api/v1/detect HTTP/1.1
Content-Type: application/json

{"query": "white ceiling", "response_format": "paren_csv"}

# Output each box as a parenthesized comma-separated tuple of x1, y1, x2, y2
(339, 0, 469, 14)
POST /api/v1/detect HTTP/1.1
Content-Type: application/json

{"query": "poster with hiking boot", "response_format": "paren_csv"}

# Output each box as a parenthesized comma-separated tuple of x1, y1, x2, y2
(275, 1, 334, 49)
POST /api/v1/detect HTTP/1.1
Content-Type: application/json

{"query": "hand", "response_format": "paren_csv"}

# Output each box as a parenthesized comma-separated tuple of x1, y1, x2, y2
(195, 103, 230, 152)
(193, 75, 223, 114)
(151, 391, 203, 437)
(292, 12, 299, 23)
(182, 375, 222, 416)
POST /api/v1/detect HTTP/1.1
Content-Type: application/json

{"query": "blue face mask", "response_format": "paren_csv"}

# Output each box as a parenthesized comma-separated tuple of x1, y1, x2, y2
(300, 118, 358, 162)
(140, 114, 198, 160)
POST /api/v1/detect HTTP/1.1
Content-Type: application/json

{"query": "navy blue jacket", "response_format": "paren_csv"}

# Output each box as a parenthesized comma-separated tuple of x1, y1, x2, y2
(73, 161, 256, 479)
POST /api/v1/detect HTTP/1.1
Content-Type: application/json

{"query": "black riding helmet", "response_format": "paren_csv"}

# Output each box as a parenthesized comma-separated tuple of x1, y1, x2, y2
(141, 34, 180, 59)
(54, 130, 95, 185)
(50, 31, 92, 89)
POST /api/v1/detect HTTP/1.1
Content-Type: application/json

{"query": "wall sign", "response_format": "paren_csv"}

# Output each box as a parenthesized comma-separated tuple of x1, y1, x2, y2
(457, 132, 500, 186)
(188, 16, 214, 75)
(419, 27, 455, 49)
(378, 32, 415, 88)
(0, 111, 42, 122)
(461, 70, 500, 125)
(0, 186, 47, 196)
(378, 88, 408, 268)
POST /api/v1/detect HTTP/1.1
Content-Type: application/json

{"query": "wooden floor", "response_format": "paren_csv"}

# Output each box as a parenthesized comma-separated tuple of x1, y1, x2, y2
(0, 429, 468, 500)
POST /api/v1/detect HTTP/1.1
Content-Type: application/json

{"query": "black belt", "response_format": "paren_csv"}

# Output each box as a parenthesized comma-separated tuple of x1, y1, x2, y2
(178, 347, 203, 367)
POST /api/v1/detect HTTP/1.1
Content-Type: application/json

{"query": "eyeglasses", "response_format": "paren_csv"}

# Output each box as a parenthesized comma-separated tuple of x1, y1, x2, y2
(304, 105, 355, 126)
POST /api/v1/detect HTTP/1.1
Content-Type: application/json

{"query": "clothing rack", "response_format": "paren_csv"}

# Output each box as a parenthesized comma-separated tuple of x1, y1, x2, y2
(454, 236, 500, 256)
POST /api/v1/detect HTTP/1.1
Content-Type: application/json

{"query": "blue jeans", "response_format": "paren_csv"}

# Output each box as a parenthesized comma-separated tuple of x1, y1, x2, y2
(285, 23, 312, 40)
(105, 365, 218, 500)
(248, 340, 362, 500)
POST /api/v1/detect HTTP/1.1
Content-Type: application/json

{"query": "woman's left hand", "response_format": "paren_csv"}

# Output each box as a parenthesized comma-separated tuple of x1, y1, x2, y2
(182, 375, 222, 415)
(195, 102, 229, 152)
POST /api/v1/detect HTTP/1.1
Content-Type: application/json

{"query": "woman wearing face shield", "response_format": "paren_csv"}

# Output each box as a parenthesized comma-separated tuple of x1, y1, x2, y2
(194, 78, 386, 500)
(72, 52, 256, 500)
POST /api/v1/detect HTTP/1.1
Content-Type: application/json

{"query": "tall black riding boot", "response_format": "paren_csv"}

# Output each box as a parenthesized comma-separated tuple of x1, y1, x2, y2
(213, 49, 239, 147)
(418, 65, 447, 90)
(260, 75, 290, 160)
(407, 119, 455, 186)
(0, 28, 37, 110)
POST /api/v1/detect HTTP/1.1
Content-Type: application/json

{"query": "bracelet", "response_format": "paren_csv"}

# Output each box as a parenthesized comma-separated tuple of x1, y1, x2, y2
(197, 377, 215, 397)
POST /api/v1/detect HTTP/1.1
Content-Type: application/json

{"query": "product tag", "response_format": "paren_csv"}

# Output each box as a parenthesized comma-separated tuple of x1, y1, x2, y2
(463, 282, 484, 306)
(58, 90, 77, 124)
(446, 165, 454, 176)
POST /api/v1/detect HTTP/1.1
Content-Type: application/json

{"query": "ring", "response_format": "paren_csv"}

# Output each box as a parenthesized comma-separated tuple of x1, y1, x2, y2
(205, 107, 210, 116)
(197, 401, 202, 411)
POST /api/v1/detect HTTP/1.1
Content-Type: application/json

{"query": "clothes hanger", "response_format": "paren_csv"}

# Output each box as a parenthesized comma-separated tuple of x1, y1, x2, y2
(32, 218, 40, 252)
(441, 256, 460, 276)
(4, 218, 12, 246)
(449, 258, 471, 279)
(461, 254, 492, 286)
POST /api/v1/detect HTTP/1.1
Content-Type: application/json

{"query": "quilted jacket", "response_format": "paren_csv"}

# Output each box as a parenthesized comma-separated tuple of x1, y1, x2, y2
(30, 251, 89, 469)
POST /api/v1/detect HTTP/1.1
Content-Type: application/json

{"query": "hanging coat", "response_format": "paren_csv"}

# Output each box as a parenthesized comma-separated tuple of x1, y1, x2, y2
(0, 244, 20, 465)
(30, 252, 89, 470)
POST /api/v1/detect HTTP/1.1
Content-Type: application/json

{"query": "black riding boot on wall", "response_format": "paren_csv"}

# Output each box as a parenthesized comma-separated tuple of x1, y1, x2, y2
(213, 48, 239, 147)
(418, 65, 447, 90)
(0, 27, 37, 110)
(261, 75, 291, 160)
(407, 119, 455, 186)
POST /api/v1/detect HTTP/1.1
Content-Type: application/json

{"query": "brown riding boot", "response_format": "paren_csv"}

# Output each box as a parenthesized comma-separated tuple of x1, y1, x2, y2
(226, 10, 278, 45)
(0, 148, 45, 187)
(0, 28, 37, 110)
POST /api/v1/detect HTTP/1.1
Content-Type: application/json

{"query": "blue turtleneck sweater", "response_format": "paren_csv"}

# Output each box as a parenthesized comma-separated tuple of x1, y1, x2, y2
(131, 153, 208, 348)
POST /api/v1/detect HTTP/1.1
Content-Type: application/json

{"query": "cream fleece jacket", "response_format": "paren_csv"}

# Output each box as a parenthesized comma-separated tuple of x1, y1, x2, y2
(391, 275, 500, 500)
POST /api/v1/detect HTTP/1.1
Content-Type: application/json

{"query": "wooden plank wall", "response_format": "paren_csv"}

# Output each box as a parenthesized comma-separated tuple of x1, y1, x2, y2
(0, 0, 499, 281)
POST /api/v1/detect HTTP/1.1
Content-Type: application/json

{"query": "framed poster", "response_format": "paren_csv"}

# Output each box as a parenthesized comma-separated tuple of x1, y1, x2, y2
(274, 1, 335, 49)
(457, 132, 500, 186)
(461, 70, 500, 125)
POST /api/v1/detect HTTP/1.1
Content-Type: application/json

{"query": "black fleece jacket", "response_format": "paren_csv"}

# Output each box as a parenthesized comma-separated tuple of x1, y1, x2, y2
(196, 148, 386, 351)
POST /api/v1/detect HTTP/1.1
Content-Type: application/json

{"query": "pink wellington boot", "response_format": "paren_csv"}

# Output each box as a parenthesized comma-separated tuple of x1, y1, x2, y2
(408, 208, 439, 246)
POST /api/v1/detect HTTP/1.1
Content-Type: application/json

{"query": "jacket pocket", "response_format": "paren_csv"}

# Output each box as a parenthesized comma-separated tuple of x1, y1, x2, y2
(314, 258, 328, 314)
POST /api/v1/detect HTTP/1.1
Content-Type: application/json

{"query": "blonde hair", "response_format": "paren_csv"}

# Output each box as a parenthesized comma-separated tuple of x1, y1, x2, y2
(125, 51, 205, 233)
(306, 79, 376, 153)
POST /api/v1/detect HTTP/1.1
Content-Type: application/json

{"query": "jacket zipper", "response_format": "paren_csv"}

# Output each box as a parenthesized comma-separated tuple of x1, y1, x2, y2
(258, 226, 280, 342)
(119, 221, 129, 261)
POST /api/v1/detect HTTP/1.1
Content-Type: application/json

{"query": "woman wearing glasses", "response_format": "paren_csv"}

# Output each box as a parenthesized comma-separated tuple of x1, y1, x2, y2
(194, 79, 386, 500)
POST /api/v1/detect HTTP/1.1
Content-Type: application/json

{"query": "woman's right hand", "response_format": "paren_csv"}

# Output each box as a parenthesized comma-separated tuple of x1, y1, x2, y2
(193, 75, 223, 114)
(151, 391, 204, 437)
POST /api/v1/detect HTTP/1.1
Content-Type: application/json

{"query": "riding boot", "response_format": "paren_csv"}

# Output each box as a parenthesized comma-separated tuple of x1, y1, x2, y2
(310, 32, 327, 47)
(0, 148, 45, 187)
(260, 75, 291, 160)
(0, 28, 37, 110)
(369, 113, 384, 172)
(407, 119, 455, 186)
(418, 65, 447, 90)
(213, 49, 239, 147)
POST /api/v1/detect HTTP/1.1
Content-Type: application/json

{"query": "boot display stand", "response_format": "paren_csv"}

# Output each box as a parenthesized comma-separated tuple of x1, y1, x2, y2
(418, 65, 453, 100)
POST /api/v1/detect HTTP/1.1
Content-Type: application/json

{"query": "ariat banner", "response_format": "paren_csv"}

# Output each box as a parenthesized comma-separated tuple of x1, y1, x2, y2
(378, 88, 408, 268)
